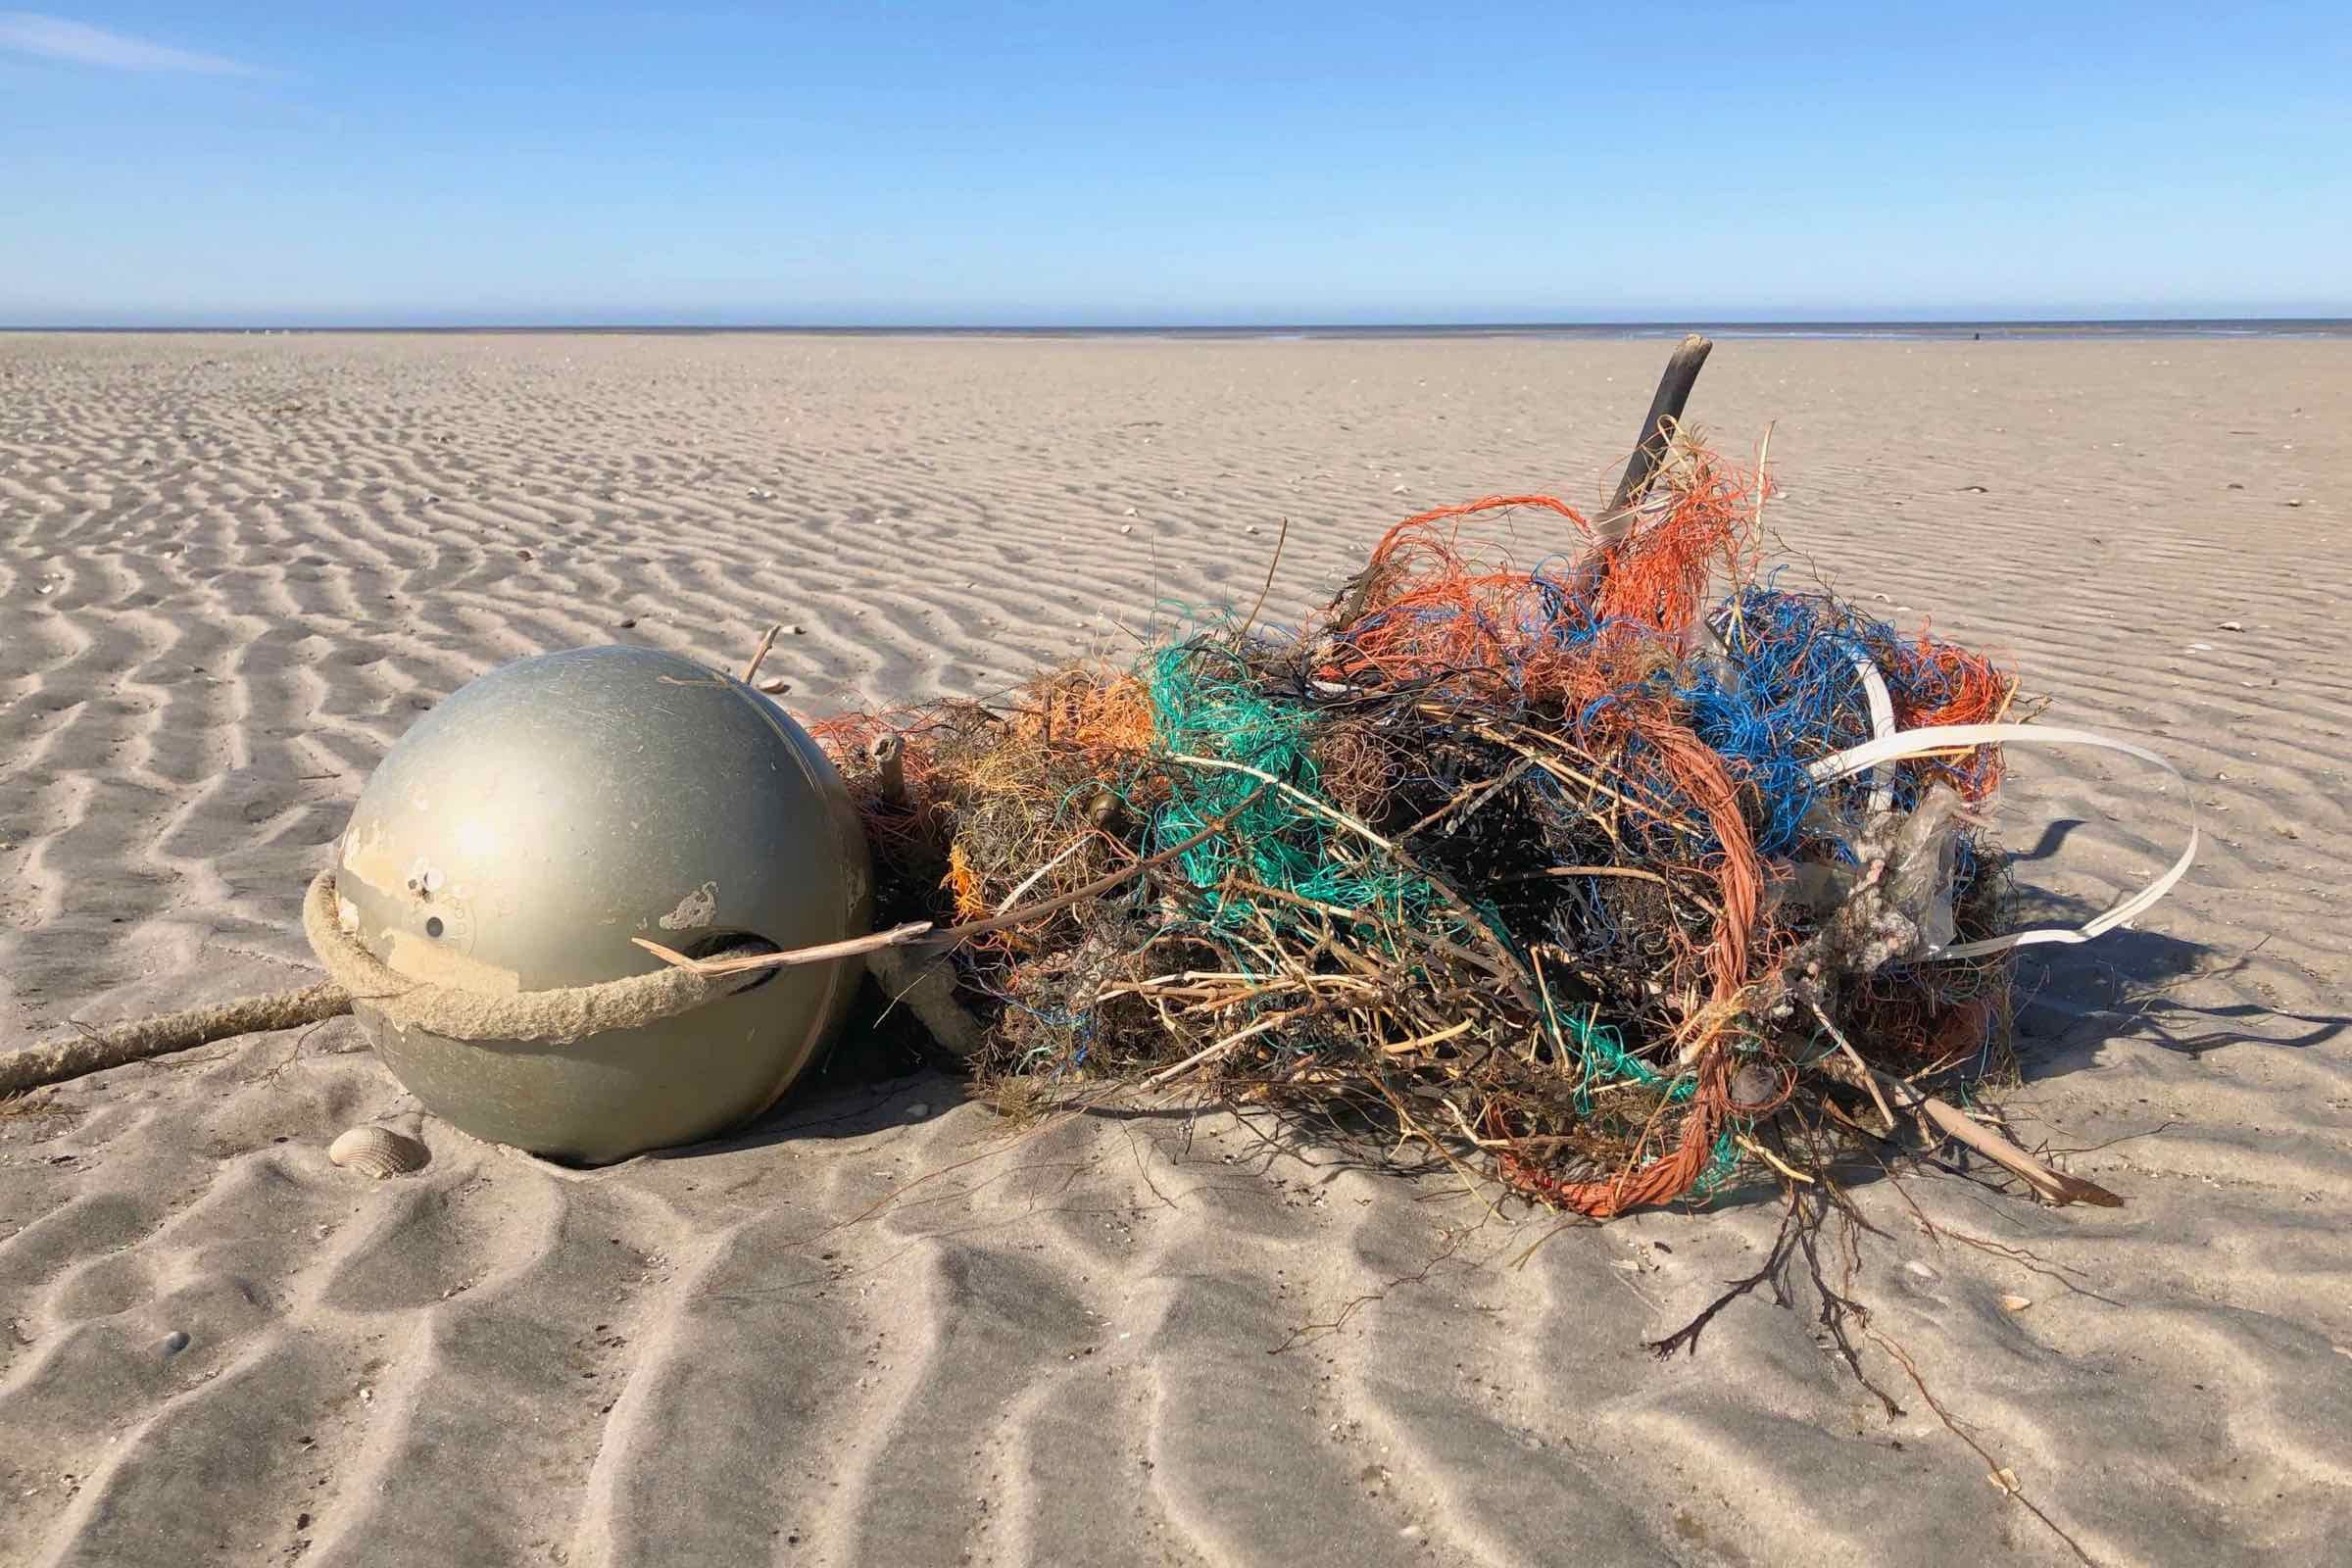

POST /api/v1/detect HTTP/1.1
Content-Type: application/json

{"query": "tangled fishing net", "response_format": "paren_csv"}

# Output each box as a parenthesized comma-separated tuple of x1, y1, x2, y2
(796, 432, 2171, 1219)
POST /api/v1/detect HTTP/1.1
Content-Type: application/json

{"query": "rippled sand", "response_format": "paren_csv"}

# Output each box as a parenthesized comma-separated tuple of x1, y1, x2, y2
(2, 332, 2347, 1566)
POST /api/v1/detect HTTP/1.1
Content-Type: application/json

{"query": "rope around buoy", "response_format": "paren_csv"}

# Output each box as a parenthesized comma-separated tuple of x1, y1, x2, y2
(297, 869, 745, 1045)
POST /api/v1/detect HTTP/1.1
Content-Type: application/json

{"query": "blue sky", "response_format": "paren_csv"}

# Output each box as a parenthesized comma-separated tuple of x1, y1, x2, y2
(3, 3, 2346, 325)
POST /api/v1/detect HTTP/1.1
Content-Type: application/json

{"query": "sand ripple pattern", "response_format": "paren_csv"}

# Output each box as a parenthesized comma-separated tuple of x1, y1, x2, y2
(2, 333, 2347, 1565)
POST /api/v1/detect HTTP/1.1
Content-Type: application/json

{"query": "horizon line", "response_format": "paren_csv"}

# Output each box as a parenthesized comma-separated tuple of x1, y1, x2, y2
(6, 314, 2350, 336)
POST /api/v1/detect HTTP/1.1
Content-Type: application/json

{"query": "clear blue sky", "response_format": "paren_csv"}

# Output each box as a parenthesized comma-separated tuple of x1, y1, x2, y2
(3, 3, 2346, 326)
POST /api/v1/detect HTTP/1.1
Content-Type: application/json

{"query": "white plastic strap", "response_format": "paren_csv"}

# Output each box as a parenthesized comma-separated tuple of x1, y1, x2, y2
(1805, 723, 2198, 959)
(1851, 657, 1897, 815)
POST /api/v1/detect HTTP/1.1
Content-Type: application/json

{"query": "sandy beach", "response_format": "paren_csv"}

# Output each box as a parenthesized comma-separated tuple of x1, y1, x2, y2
(2, 331, 2346, 1566)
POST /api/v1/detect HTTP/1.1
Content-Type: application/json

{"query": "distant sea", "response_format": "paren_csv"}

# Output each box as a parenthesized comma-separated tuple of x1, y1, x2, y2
(725, 319, 2352, 341)
(14, 318, 2350, 339)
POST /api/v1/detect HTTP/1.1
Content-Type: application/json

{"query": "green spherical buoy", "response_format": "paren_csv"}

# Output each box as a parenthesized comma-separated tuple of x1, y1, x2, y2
(333, 646, 871, 1162)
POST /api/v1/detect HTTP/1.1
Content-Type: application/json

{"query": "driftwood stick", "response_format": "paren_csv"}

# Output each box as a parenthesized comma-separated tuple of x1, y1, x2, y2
(0, 982, 352, 1097)
(1604, 332, 1714, 521)
(633, 922, 937, 975)
(1818, 1053, 2124, 1207)
(869, 733, 908, 809)
(740, 622, 783, 683)
(1912, 1093, 2125, 1208)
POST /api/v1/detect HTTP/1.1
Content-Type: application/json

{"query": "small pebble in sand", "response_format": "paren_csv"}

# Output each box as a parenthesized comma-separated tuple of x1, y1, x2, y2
(1118, 523, 1132, 535)
(618, 616, 637, 628)
(160, 1330, 190, 1355)
(2284, 498, 2304, 508)
(2217, 620, 2242, 631)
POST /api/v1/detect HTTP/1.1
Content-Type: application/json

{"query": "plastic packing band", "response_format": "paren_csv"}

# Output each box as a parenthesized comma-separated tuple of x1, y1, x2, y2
(1805, 722, 2198, 960)
(1851, 656, 1897, 815)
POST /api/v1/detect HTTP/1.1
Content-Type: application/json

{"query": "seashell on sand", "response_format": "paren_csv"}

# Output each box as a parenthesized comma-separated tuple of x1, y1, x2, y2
(328, 1124, 429, 1178)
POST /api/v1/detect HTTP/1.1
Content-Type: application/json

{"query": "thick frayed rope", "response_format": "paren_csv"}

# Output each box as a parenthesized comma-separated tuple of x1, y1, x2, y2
(301, 869, 739, 1045)
(0, 982, 354, 1097)
(0, 870, 824, 1095)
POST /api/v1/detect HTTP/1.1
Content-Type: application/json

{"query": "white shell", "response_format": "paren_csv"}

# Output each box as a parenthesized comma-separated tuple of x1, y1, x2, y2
(328, 1125, 429, 1178)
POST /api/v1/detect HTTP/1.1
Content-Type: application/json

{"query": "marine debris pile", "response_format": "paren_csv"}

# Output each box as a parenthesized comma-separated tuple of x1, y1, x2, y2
(0, 343, 2190, 1216)
(774, 424, 2156, 1217)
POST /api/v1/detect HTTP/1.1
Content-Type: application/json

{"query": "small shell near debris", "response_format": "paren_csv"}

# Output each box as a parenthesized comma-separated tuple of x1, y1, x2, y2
(328, 1125, 428, 1178)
